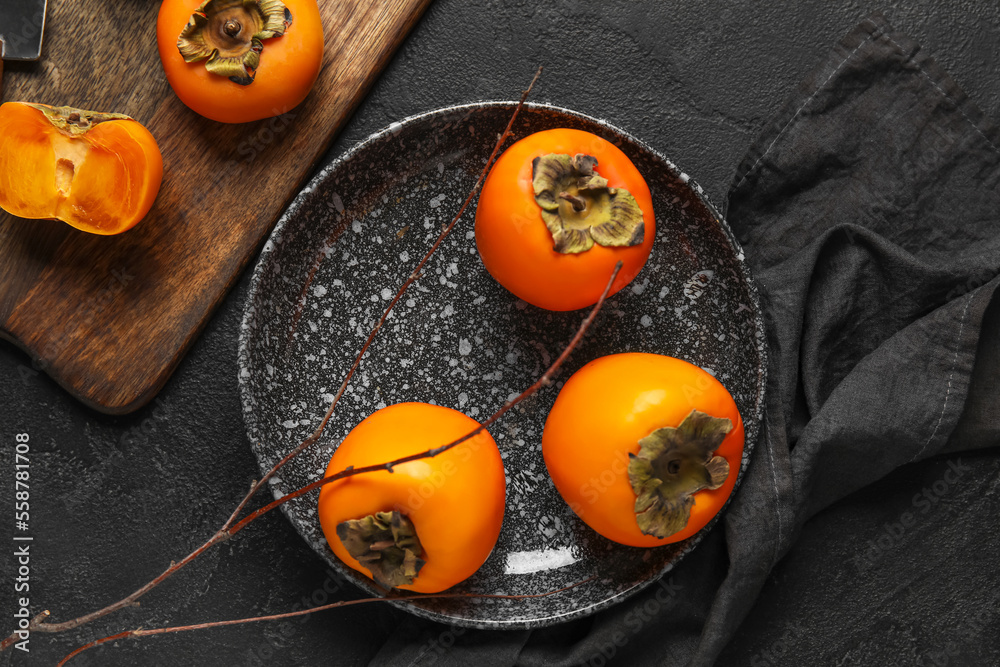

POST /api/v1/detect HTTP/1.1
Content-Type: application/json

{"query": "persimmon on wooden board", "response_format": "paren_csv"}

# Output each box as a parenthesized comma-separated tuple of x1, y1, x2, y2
(157, 0, 325, 123)
(0, 102, 163, 235)
(0, 0, 431, 414)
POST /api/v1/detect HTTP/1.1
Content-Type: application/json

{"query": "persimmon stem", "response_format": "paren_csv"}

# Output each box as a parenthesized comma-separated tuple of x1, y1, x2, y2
(560, 192, 587, 211)
(0, 66, 546, 653)
(57, 578, 596, 667)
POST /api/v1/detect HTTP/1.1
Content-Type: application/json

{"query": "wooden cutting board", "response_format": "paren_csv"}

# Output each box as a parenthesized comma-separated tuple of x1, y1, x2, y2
(0, 0, 431, 414)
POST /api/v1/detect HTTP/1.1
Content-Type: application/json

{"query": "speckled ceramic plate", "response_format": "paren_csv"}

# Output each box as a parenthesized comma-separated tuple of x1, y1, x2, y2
(238, 102, 766, 629)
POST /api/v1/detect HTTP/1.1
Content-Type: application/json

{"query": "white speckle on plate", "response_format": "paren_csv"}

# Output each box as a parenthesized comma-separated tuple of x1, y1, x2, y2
(459, 338, 473, 356)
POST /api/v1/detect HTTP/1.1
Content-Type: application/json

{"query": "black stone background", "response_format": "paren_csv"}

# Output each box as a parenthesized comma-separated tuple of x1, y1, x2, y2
(2, 1, 999, 665)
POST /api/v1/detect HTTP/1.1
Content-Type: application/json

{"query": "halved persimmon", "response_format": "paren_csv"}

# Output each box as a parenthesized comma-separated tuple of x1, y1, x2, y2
(0, 102, 163, 235)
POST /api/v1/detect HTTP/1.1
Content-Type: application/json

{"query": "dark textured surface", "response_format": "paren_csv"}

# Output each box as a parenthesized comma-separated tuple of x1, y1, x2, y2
(1, 1, 999, 665)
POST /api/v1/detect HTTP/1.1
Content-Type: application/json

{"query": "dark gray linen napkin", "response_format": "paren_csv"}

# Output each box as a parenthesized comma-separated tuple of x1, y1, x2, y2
(373, 14, 1000, 666)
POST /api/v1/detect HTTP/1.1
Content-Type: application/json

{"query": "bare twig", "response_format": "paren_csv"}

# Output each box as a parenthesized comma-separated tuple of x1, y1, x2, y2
(58, 577, 596, 667)
(224, 261, 621, 538)
(0, 69, 547, 650)
(60, 260, 619, 664)
(53, 258, 618, 664)
(275, 63, 545, 473)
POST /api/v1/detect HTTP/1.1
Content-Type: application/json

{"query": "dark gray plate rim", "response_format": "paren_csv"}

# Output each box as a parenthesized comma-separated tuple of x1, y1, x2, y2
(238, 101, 768, 629)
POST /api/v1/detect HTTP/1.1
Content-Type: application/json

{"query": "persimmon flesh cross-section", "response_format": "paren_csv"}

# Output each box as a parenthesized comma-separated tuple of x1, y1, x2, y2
(0, 102, 163, 235)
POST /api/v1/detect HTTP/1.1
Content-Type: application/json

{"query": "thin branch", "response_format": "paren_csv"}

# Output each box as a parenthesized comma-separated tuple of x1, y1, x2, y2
(0, 67, 544, 650)
(230, 64, 545, 523)
(58, 577, 595, 667)
(225, 261, 622, 538)
(36, 256, 618, 659)
(0, 611, 50, 653)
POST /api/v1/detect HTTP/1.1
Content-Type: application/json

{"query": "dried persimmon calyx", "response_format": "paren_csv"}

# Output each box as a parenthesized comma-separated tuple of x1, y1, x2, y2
(532, 152, 645, 254)
(627, 410, 732, 539)
(177, 0, 293, 85)
(27, 104, 133, 136)
(336, 510, 425, 589)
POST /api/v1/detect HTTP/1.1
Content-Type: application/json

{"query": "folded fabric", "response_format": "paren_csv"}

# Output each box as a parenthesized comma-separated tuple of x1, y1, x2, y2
(372, 13, 1000, 666)
(699, 11, 1000, 664)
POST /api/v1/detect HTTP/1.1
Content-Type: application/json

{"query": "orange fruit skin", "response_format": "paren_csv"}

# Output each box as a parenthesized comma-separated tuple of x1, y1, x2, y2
(318, 403, 507, 593)
(0, 102, 163, 235)
(475, 128, 655, 311)
(542, 353, 744, 547)
(157, 0, 324, 124)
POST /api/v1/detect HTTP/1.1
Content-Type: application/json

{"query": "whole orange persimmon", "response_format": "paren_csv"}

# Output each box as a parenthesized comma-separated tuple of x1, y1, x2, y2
(317, 402, 506, 593)
(542, 353, 744, 547)
(157, 0, 324, 123)
(0, 102, 163, 235)
(475, 128, 655, 311)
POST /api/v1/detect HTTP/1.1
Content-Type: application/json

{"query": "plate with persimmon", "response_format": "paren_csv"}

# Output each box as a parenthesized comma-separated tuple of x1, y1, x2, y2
(238, 102, 767, 628)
